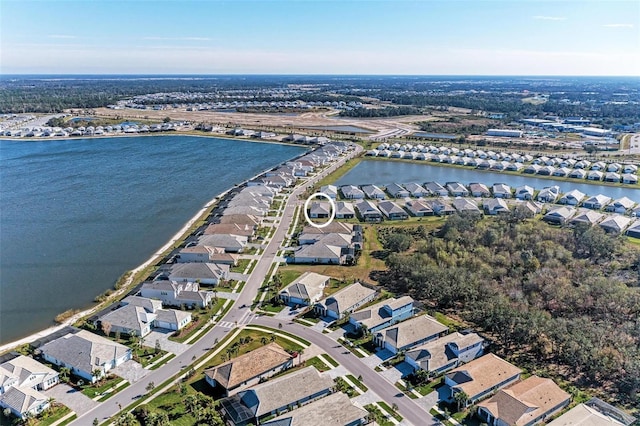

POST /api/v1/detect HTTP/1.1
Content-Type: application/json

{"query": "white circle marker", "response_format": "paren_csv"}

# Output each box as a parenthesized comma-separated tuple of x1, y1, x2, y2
(303, 192, 336, 228)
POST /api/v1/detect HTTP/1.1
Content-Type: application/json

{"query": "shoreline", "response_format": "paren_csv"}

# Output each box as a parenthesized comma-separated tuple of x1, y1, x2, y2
(0, 141, 311, 354)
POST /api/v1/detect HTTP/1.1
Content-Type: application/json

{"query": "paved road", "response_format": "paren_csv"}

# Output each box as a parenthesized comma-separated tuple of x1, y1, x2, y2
(71, 144, 361, 425)
(253, 316, 439, 426)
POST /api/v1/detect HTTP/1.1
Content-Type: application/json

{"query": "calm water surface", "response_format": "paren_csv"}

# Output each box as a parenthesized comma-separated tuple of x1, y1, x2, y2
(0, 136, 306, 344)
(335, 159, 640, 202)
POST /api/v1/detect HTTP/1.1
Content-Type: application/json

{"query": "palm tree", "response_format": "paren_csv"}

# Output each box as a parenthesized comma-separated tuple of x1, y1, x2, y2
(270, 333, 277, 343)
(454, 390, 469, 411)
(59, 367, 71, 383)
(92, 369, 103, 385)
(185, 394, 199, 415)
(260, 336, 268, 345)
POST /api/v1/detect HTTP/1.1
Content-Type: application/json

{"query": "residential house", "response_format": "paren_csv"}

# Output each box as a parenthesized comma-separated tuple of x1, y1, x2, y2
(335, 201, 356, 219)
(374, 314, 448, 355)
(515, 185, 534, 200)
(623, 173, 638, 184)
(469, 183, 491, 198)
(355, 200, 383, 222)
(320, 185, 338, 199)
(198, 234, 248, 253)
(558, 189, 585, 206)
(599, 215, 632, 234)
(290, 243, 343, 265)
(378, 200, 409, 220)
(524, 164, 541, 175)
(574, 160, 591, 169)
(405, 199, 434, 217)
(583, 194, 612, 210)
(0, 386, 51, 420)
(453, 198, 482, 214)
(591, 161, 606, 171)
(425, 182, 449, 197)
(203, 223, 255, 240)
(261, 392, 369, 426)
(429, 199, 456, 216)
(340, 185, 365, 200)
(446, 182, 469, 197)
(605, 171, 622, 183)
(279, 272, 330, 306)
(547, 398, 636, 426)
(204, 343, 295, 396)
(350, 296, 414, 334)
(483, 198, 510, 215)
(536, 186, 560, 203)
(219, 214, 261, 227)
(177, 245, 238, 266)
(492, 183, 512, 198)
(625, 220, 640, 239)
(309, 201, 332, 219)
(314, 282, 377, 320)
(39, 330, 131, 383)
(588, 170, 604, 181)
(570, 209, 604, 227)
(218, 366, 333, 425)
(386, 183, 410, 198)
(506, 163, 524, 172)
(444, 353, 522, 407)
(605, 197, 635, 213)
(140, 280, 213, 308)
(569, 169, 587, 179)
(222, 205, 268, 217)
(477, 376, 571, 426)
(98, 304, 155, 337)
(361, 184, 386, 200)
(119, 296, 191, 331)
(553, 167, 572, 177)
(168, 262, 230, 285)
(0, 355, 59, 395)
(623, 164, 638, 174)
(405, 332, 484, 377)
(543, 207, 576, 225)
(404, 182, 429, 197)
(607, 163, 622, 173)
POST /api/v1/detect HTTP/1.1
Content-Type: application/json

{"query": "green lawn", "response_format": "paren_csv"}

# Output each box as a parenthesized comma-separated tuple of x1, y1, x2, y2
(247, 325, 311, 346)
(305, 356, 331, 372)
(169, 299, 225, 343)
(323, 354, 339, 367)
(414, 377, 443, 396)
(231, 258, 251, 272)
(133, 346, 168, 367)
(346, 374, 368, 392)
(80, 375, 126, 398)
(364, 404, 395, 426)
(32, 404, 72, 426)
(433, 312, 464, 330)
(378, 401, 403, 422)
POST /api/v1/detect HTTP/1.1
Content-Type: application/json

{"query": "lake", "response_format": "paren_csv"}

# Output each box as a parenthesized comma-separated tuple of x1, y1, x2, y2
(0, 135, 306, 344)
(334, 159, 640, 202)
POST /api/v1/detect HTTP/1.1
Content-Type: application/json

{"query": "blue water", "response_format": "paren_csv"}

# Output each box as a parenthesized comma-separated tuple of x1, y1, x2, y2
(334, 160, 640, 202)
(0, 136, 306, 344)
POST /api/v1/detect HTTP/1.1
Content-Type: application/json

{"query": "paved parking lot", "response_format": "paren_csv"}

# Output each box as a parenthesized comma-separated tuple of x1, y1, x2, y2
(112, 360, 148, 383)
(44, 383, 98, 416)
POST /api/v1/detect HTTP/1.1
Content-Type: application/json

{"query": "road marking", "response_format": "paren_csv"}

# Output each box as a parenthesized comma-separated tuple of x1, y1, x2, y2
(216, 321, 236, 329)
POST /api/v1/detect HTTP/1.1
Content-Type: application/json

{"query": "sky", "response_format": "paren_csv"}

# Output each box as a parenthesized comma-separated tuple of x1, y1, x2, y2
(1, 0, 639, 76)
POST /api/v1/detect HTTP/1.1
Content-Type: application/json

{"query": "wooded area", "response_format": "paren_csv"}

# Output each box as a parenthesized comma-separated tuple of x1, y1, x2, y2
(376, 215, 640, 408)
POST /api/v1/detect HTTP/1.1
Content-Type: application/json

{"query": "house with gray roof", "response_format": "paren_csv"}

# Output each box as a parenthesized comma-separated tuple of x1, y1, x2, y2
(558, 189, 585, 206)
(537, 186, 560, 203)
(569, 169, 587, 179)
(140, 280, 213, 308)
(483, 198, 509, 215)
(515, 185, 534, 200)
(198, 234, 248, 253)
(290, 243, 343, 265)
(429, 198, 455, 216)
(374, 314, 448, 355)
(404, 182, 428, 197)
(0, 386, 50, 420)
(298, 232, 351, 249)
(314, 282, 377, 320)
(0, 355, 59, 395)
(570, 209, 604, 227)
(599, 215, 632, 234)
(168, 262, 229, 285)
(355, 200, 383, 222)
(335, 201, 355, 219)
(453, 198, 481, 214)
(626, 220, 640, 239)
(279, 272, 330, 307)
(605, 172, 622, 183)
(605, 197, 636, 214)
(469, 183, 491, 198)
(361, 184, 386, 200)
(547, 397, 636, 426)
(583, 194, 612, 210)
(425, 182, 449, 197)
(405, 199, 433, 217)
(218, 366, 333, 426)
(446, 182, 469, 197)
(378, 200, 408, 220)
(405, 332, 484, 376)
(350, 296, 414, 333)
(99, 304, 155, 337)
(308, 201, 331, 219)
(340, 185, 365, 200)
(492, 183, 512, 198)
(261, 391, 368, 426)
(543, 206, 576, 225)
(320, 185, 338, 199)
(386, 183, 410, 198)
(623, 173, 638, 184)
(40, 330, 131, 383)
(154, 309, 192, 331)
(177, 245, 238, 266)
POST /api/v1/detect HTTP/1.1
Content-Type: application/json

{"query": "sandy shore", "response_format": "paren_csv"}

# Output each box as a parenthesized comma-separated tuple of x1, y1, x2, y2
(0, 147, 311, 354)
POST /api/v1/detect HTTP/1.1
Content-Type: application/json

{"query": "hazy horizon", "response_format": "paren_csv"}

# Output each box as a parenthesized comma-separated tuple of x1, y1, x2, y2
(1, 0, 638, 76)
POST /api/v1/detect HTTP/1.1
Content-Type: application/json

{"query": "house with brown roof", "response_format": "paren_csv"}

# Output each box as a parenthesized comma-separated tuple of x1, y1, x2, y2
(204, 343, 295, 396)
(374, 314, 448, 355)
(444, 353, 522, 406)
(203, 223, 255, 239)
(477, 375, 571, 426)
(177, 245, 239, 265)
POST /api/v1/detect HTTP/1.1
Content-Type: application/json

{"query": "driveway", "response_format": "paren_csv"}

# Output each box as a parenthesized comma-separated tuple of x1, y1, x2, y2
(415, 389, 440, 412)
(111, 360, 148, 383)
(228, 272, 249, 281)
(361, 348, 394, 368)
(44, 383, 98, 416)
(143, 330, 190, 355)
(380, 361, 414, 383)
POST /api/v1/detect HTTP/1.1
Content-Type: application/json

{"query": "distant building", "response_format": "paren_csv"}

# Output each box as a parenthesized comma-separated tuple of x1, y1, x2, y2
(487, 129, 523, 138)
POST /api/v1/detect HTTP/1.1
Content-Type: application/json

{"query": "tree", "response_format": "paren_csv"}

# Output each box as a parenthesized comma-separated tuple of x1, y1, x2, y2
(92, 369, 103, 385)
(114, 412, 136, 426)
(101, 321, 112, 337)
(185, 394, 199, 415)
(59, 367, 71, 383)
(383, 233, 412, 253)
(145, 381, 155, 392)
(163, 116, 171, 123)
(3, 408, 11, 419)
(270, 333, 277, 343)
(454, 390, 469, 411)
(260, 336, 268, 345)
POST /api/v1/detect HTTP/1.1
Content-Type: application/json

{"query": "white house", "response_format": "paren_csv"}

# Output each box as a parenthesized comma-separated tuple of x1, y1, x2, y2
(140, 280, 213, 308)
(279, 272, 330, 306)
(335, 201, 356, 219)
(405, 332, 485, 376)
(168, 262, 229, 285)
(314, 282, 377, 320)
